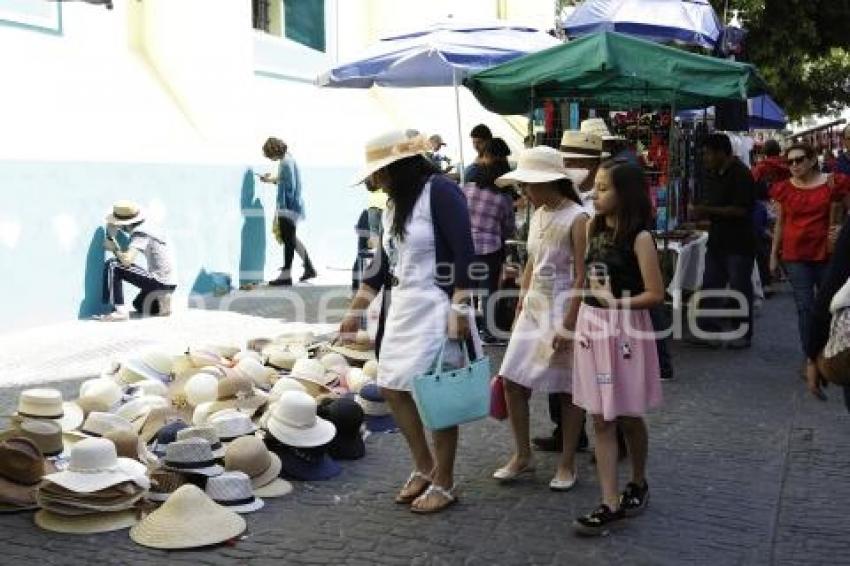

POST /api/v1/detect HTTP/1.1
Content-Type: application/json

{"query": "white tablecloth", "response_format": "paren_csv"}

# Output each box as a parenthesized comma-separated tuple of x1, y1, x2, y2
(660, 232, 763, 310)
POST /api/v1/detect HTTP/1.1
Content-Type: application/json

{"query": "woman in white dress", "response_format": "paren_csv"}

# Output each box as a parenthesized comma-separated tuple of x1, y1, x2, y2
(339, 130, 476, 514)
(493, 147, 589, 491)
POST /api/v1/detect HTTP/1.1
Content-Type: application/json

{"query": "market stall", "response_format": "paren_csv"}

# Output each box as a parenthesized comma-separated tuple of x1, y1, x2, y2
(464, 31, 769, 304)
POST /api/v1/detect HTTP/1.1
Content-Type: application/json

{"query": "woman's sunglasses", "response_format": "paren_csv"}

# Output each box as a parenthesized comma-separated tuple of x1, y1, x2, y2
(787, 156, 808, 166)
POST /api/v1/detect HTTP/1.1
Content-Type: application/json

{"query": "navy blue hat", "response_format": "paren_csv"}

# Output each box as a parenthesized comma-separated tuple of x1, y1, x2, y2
(150, 420, 188, 456)
(275, 445, 341, 482)
(318, 398, 365, 461)
(356, 384, 397, 433)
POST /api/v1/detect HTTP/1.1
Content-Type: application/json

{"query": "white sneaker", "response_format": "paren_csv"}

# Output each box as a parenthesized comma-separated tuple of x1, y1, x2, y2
(94, 311, 130, 322)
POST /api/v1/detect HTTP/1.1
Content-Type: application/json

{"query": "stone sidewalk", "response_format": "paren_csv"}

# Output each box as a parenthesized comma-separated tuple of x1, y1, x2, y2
(0, 290, 849, 565)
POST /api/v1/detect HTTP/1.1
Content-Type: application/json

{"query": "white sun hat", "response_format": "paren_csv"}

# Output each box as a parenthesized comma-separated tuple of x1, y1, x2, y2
(205, 471, 264, 514)
(14, 388, 84, 432)
(43, 437, 149, 493)
(130, 484, 246, 550)
(233, 357, 276, 389)
(120, 350, 175, 385)
(268, 376, 308, 404)
(184, 372, 221, 407)
(496, 146, 587, 188)
(68, 411, 134, 439)
(263, 344, 308, 371)
(162, 438, 224, 477)
(186, 346, 227, 369)
(320, 352, 349, 372)
(127, 379, 169, 399)
(291, 358, 335, 387)
(116, 395, 169, 431)
(210, 411, 257, 443)
(77, 378, 123, 412)
(265, 391, 336, 448)
(233, 350, 262, 364)
(353, 130, 431, 185)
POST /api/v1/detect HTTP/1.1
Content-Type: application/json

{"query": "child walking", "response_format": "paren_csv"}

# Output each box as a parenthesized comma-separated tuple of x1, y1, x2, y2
(492, 146, 589, 490)
(571, 160, 664, 536)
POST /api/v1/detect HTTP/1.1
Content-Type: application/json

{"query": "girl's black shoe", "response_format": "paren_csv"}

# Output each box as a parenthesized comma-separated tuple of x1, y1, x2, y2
(572, 504, 624, 536)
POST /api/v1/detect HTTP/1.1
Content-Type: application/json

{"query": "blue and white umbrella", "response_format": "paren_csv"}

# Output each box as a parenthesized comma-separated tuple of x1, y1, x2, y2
(317, 22, 560, 178)
(562, 0, 722, 50)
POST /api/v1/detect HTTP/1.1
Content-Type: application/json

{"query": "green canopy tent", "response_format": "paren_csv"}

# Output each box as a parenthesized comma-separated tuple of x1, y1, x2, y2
(464, 31, 768, 115)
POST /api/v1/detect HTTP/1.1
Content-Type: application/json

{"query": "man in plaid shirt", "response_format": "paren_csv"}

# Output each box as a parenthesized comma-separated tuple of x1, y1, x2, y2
(463, 138, 516, 345)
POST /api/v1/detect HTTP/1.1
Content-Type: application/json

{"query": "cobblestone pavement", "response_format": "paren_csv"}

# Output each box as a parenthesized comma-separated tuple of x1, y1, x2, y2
(1, 290, 849, 565)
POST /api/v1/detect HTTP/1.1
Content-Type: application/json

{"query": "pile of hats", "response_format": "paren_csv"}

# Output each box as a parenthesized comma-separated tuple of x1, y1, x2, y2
(0, 331, 392, 547)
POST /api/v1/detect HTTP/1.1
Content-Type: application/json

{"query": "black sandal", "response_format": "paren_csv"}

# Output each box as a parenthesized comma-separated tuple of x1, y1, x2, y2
(573, 504, 625, 537)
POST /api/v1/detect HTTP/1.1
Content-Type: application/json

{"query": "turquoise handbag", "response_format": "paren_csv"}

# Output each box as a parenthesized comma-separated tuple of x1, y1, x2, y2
(411, 339, 492, 431)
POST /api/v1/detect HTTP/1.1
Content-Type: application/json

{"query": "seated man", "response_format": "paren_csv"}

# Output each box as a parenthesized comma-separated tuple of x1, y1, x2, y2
(98, 201, 177, 322)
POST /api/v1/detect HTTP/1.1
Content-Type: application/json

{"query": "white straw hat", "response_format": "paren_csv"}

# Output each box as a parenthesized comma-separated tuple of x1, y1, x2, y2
(205, 471, 264, 514)
(233, 350, 262, 364)
(354, 130, 431, 185)
(186, 346, 227, 369)
(43, 437, 149, 493)
(268, 377, 308, 404)
(265, 391, 336, 448)
(162, 438, 224, 477)
(35, 509, 139, 534)
(290, 358, 336, 387)
(77, 378, 123, 411)
(320, 352, 349, 372)
(130, 484, 246, 549)
(15, 388, 84, 432)
(233, 357, 276, 389)
(105, 200, 145, 226)
(264, 344, 308, 371)
(496, 147, 586, 188)
(184, 372, 221, 407)
(116, 395, 169, 431)
(210, 411, 257, 443)
(362, 360, 378, 380)
(69, 411, 134, 439)
(120, 350, 175, 384)
(345, 368, 372, 395)
(559, 130, 604, 159)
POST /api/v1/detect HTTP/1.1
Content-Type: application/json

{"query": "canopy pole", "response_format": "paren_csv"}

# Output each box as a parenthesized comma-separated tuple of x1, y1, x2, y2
(454, 68, 465, 185)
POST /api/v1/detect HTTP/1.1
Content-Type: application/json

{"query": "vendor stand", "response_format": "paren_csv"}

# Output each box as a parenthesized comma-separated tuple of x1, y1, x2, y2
(464, 31, 768, 307)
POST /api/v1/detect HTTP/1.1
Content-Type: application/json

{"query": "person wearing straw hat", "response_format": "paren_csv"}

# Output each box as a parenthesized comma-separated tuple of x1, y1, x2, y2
(338, 129, 478, 514)
(492, 146, 589, 491)
(98, 200, 177, 322)
(560, 130, 604, 204)
(259, 137, 317, 286)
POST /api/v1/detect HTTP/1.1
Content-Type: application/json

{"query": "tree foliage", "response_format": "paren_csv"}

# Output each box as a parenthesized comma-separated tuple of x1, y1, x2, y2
(711, 0, 850, 119)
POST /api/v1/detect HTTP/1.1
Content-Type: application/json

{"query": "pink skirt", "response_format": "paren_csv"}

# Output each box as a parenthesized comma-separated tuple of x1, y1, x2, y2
(572, 304, 662, 421)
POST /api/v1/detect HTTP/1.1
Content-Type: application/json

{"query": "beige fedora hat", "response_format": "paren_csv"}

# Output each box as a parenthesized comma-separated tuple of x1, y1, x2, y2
(35, 509, 139, 534)
(233, 357, 276, 389)
(66, 411, 134, 439)
(224, 436, 291, 497)
(130, 484, 246, 549)
(580, 118, 625, 142)
(353, 130, 430, 185)
(559, 130, 604, 159)
(14, 388, 84, 432)
(496, 147, 586, 188)
(264, 391, 336, 448)
(0, 419, 68, 458)
(105, 200, 145, 226)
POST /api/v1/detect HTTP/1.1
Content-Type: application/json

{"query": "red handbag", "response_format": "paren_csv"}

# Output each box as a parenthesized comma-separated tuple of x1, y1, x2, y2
(489, 375, 508, 420)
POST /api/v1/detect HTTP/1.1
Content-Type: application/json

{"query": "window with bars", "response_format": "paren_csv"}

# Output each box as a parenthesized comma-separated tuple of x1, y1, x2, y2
(252, 0, 326, 53)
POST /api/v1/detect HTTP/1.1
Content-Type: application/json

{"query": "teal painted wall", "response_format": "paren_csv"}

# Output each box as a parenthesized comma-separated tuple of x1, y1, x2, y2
(0, 160, 362, 330)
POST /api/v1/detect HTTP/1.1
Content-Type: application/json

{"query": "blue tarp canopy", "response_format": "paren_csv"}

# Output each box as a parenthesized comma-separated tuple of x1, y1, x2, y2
(679, 94, 788, 130)
(316, 22, 560, 88)
(562, 0, 722, 50)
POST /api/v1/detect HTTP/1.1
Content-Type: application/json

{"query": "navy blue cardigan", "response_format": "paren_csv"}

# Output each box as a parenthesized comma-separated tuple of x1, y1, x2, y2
(362, 175, 475, 298)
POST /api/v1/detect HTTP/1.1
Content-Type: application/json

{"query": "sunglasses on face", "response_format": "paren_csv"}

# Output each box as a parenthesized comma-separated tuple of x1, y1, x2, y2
(787, 156, 808, 166)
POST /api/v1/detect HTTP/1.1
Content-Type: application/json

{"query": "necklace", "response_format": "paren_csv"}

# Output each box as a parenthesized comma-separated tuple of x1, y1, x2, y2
(537, 198, 569, 239)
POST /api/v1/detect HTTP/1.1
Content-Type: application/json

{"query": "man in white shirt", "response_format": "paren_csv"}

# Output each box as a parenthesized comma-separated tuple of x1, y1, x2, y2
(98, 201, 177, 322)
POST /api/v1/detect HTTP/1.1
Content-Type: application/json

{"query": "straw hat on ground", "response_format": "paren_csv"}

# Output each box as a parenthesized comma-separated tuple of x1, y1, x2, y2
(233, 350, 262, 364)
(354, 130, 431, 185)
(496, 146, 586, 188)
(233, 357, 276, 389)
(264, 391, 336, 448)
(43, 437, 149, 493)
(162, 438, 224, 477)
(35, 509, 139, 534)
(0, 438, 51, 513)
(175, 426, 225, 459)
(130, 484, 246, 549)
(224, 436, 291, 498)
(210, 411, 257, 443)
(116, 395, 169, 432)
(14, 388, 84, 432)
(119, 350, 175, 385)
(77, 378, 123, 413)
(146, 469, 187, 503)
(263, 344, 308, 371)
(138, 406, 184, 444)
(0, 419, 68, 458)
(205, 471, 264, 514)
(67, 412, 134, 439)
(186, 346, 228, 369)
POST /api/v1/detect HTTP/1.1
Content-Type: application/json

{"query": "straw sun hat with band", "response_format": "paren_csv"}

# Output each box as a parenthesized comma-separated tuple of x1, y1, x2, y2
(353, 130, 431, 186)
(496, 146, 587, 189)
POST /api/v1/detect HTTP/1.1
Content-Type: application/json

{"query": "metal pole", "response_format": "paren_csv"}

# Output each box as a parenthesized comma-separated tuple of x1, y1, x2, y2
(454, 68, 465, 185)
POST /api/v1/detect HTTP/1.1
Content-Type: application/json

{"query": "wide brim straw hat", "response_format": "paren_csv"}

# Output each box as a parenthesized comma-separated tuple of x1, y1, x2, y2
(130, 484, 246, 550)
(35, 509, 139, 534)
(327, 343, 376, 365)
(44, 454, 148, 494)
(353, 130, 431, 185)
(496, 146, 587, 188)
(105, 200, 145, 226)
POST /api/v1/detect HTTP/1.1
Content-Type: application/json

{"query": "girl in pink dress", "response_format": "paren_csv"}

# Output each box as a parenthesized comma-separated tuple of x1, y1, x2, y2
(571, 160, 664, 536)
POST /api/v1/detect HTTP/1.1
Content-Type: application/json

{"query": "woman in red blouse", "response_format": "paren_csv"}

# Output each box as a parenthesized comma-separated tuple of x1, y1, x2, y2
(770, 142, 850, 354)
